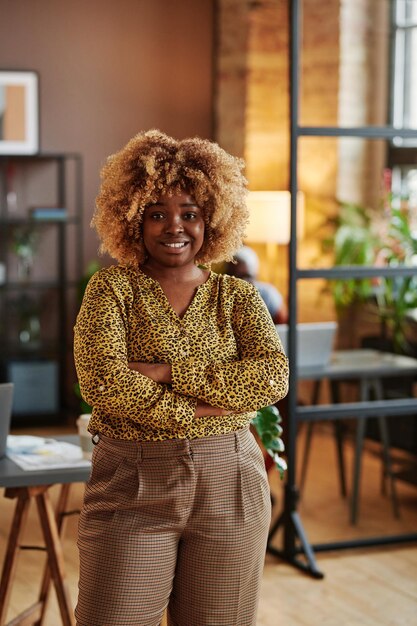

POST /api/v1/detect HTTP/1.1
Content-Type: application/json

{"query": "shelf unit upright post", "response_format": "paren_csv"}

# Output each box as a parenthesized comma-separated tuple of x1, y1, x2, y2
(57, 155, 68, 415)
(266, 0, 417, 579)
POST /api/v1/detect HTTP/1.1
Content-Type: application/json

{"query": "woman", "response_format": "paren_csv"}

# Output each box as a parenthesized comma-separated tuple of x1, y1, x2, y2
(74, 129, 289, 626)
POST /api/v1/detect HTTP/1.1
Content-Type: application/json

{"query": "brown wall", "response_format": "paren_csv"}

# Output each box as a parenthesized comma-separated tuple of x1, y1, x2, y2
(0, 0, 214, 264)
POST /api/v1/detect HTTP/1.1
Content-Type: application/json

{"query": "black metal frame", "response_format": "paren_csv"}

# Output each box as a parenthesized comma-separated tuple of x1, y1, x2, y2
(267, 0, 417, 579)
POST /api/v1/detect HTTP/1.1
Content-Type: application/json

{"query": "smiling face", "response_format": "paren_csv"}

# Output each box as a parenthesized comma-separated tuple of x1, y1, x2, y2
(141, 190, 205, 270)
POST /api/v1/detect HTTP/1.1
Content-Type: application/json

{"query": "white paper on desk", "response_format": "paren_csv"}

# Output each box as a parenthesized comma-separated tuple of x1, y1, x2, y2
(6, 437, 91, 471)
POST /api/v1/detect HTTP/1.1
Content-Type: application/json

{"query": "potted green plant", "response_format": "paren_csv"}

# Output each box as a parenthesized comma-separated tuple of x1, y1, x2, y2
(373, 206, 417, 353)
(322, 201, 378, 310)
(251, 405, 286, 478)
(322, 186, 417, 354)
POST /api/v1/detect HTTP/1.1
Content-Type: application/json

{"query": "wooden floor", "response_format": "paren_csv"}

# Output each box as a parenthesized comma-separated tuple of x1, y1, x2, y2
(1, 423, 416, 625)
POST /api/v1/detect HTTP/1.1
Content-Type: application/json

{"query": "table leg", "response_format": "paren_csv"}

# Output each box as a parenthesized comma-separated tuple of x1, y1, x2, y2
(330, 381, 347, 498)
(351, 378, 400, 524)
(0, 485, 76, 626)
(351, 413, 366, 524)
(372, 379, 400, 518)
(34, 484, 72, 626)
(299, 421, 314, 492)
(35, 490, 75, 626)
(299, 380, 322, 491)
(0, 489, 31, 625)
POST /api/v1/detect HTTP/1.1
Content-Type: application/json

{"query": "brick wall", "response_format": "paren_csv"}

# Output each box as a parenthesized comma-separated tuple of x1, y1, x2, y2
(337, 0, 390, 208)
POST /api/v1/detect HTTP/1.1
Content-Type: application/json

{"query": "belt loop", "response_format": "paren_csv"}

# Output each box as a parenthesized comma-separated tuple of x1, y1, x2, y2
(188, 441, 194, 460)
(235, 431, 240, 453)
(137, 444, 143, 462)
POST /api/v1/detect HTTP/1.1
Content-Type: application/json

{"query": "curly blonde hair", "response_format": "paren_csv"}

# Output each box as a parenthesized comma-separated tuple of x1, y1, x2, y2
(93, 129, 249, 266)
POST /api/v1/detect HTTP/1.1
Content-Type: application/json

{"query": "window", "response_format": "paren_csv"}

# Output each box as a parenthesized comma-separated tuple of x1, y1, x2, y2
(392, 0, 417, 142)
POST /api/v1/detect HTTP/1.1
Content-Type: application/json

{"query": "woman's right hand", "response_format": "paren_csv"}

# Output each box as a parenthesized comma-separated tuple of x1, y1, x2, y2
(194, 401, 232, 418)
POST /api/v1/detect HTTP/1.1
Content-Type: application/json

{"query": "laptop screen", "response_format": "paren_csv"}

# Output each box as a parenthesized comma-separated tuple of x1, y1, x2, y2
(275, 322, 337, 369)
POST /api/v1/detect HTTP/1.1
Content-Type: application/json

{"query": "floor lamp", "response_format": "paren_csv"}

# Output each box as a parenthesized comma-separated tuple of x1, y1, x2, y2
(245, 190, 304, 286)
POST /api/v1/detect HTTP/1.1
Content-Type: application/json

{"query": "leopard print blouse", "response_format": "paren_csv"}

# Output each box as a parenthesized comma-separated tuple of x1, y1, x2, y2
(73, 265, 289, 441)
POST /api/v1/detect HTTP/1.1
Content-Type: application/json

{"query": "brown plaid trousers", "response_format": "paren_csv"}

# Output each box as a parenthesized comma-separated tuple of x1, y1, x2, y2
(75, 426, 271, 626)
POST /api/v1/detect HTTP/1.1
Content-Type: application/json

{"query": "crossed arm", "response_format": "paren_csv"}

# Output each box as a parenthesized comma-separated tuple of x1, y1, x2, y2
(75, 271, 289, 427)
(127, 361, 232, 418)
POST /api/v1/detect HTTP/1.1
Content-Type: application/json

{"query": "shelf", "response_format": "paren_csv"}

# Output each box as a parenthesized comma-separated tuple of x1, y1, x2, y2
(0, 344, 61, 360)
(0, 217, 79, 225)
(0, 152, 81, 161)
(0, 281, 78, 290)
(0, 151, 83, 423)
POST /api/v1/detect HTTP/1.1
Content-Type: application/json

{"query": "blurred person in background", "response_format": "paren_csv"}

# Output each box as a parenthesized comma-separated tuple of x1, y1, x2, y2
(226, 245, 288, 324)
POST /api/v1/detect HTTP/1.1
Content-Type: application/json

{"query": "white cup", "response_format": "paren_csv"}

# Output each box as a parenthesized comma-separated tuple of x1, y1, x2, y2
(76, 414, 94, 460)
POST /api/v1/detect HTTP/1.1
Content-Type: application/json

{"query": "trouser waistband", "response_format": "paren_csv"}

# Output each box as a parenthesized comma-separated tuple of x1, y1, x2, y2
(94, 427, 250, 459)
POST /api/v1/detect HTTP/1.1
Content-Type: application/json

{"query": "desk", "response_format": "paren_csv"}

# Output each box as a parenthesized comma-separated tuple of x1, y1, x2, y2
(298, 350, 417, 523)
(268, 349, 417, 578)
(298, 348, 417, 382)
(0, 435, 90, 626)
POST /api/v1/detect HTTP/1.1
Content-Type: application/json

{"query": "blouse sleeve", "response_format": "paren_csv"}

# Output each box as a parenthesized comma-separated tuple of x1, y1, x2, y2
(171, 282, 289, 412)
(74, 271, 196, 427)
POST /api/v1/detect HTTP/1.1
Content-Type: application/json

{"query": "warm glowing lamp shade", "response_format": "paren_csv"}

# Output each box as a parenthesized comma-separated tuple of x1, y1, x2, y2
(245, 191, 304, 244)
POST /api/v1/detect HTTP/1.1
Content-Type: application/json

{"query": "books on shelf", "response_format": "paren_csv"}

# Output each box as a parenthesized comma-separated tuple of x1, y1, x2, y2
(30, 207, 68, 221)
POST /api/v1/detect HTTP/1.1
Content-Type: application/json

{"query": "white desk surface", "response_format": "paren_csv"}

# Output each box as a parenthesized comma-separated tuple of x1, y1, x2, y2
(0, 435, 91, 489)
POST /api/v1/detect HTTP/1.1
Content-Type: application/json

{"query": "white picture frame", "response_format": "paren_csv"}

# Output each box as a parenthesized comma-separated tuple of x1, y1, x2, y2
(0, 70, 39, 155)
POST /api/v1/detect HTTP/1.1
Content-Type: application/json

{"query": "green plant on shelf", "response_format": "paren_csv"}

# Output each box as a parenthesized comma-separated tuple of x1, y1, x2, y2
(251, 404, 286, 478)
(11, 225, 39, 281)
(321, 170, 417, 354)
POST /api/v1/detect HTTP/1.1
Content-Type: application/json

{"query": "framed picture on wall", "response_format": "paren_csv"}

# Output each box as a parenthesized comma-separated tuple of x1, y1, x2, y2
(0, 70, 39, 155)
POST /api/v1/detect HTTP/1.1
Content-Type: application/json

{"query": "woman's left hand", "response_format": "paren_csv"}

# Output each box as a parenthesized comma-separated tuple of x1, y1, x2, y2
(128, 362, 172, 384)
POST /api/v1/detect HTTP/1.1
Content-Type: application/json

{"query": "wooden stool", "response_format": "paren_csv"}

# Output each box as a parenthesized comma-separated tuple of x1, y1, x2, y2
(0, 483, 76, 626)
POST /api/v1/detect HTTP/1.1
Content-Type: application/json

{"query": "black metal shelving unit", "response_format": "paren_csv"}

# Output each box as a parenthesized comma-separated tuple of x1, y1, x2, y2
(0, 153, 83, 423)
(267, 0, 417, 578)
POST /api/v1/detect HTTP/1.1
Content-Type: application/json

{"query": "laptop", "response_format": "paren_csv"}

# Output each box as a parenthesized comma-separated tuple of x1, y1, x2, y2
(0, 383, 14, 458)
(275, 322, 337, 369)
